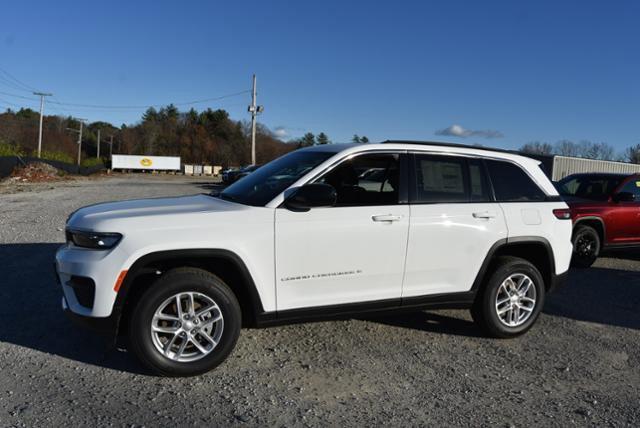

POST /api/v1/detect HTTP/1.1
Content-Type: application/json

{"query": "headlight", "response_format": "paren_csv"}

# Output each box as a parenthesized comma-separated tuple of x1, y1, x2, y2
(66, 230, 122, 249)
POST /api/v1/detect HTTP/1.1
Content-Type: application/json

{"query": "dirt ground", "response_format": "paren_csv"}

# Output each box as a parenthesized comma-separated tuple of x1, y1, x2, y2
(0, 175, 638, 426)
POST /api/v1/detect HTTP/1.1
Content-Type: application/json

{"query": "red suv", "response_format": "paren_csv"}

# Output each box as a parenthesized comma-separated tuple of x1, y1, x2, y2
(557, 173, 640, 267)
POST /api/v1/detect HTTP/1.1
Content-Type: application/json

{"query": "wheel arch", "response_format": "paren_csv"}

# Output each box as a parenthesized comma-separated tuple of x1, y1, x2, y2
(573, 216, 606, 244)
(472, 237, 556, 293)
(114, 249, 265, 337)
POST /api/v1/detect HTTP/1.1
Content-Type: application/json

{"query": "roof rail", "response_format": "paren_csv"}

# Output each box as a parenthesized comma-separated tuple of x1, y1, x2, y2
(380, 140, 525, 156)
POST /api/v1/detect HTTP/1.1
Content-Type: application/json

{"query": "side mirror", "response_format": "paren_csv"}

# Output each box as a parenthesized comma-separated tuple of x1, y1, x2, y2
(285, 183, 337, 211)
(612, 191, 635, 203)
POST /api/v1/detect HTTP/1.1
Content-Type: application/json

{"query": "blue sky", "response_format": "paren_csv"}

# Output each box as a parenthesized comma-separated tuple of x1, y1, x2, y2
(1, 0, 639, 151)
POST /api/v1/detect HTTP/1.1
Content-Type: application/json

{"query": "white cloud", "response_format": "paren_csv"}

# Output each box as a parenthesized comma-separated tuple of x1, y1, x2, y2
(436, 124, 504, 139)
(273, 126, 290, 140)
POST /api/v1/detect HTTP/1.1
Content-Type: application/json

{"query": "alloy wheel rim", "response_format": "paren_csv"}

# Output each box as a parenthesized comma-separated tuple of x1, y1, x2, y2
(576, 233, 597, 258)
(495, 273, 537, 327)
(150, 292, 224, 362)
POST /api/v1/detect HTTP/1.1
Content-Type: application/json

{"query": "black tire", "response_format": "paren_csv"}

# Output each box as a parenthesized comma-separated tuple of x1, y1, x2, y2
(128, 267, 241, 377)
(571, 225, 600, 268)
(471, 256, 545, 338)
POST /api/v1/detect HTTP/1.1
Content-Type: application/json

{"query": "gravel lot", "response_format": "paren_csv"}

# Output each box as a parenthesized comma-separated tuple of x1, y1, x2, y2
(0, 175, 639, 426)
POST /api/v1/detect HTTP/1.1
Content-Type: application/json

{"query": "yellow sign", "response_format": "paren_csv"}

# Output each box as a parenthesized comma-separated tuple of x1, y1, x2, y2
(140, 158, 153, 167)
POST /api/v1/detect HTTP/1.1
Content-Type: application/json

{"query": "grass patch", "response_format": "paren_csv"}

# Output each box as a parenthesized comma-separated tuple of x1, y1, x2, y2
(38, 150, 75, 164)
(0, 142, 24, 157)
(80, 158, 105, 168)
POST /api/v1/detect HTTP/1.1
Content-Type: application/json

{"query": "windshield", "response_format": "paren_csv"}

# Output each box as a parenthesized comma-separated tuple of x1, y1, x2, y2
(219, 150, 335, 206)
(557, 175, 623, 200)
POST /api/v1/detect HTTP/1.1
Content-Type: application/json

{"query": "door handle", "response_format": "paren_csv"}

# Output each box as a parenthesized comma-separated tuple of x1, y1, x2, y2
(372, 214, 403, 222)
(472, 211, 496, 219)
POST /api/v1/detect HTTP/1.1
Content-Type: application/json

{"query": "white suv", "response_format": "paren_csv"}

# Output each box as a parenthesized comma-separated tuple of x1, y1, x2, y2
(55, 141, 573, 376)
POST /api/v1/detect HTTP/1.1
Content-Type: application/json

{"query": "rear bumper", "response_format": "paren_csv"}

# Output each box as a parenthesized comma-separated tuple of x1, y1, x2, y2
(548, 271, 569, 293)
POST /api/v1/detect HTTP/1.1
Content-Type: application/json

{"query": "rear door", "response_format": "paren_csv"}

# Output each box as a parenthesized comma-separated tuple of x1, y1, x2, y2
(403, 154, 508, 297)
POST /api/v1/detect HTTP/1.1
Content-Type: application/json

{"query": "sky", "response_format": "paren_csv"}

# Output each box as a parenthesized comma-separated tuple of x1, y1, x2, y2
(1, 0, 639, 152)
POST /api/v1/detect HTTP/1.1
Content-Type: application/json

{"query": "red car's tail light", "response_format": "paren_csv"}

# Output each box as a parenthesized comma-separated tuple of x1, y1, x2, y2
(553, 208, 572, 220)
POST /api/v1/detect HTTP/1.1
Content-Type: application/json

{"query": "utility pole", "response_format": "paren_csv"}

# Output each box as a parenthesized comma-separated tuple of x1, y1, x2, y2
(33, 92, 52, 158)
(66, 118, 86, 166)
(109, 135, 114, 157)
(247, 74, 263, 165)
(96, 129, 101, 158)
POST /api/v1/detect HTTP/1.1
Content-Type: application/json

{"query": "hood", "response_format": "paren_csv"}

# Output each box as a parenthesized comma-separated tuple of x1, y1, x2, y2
(68, 194, 242, 230)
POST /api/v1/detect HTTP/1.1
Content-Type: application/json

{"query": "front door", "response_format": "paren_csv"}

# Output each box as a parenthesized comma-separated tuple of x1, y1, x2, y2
(609, 178, 640, 243)
(275, 152, 409, 310)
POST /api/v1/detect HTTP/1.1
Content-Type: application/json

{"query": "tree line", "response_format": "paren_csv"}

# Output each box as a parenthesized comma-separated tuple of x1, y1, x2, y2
(520, 140, 640, 163)
(0, 106, 340, 167)
(3, 106, 639, 166)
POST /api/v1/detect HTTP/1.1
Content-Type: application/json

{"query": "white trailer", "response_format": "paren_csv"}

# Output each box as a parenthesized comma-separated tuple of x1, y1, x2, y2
(111, 155, 180, 171)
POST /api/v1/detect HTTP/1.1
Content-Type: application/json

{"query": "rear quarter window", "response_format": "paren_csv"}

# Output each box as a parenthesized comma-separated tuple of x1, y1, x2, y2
(486, 159, 546, 202)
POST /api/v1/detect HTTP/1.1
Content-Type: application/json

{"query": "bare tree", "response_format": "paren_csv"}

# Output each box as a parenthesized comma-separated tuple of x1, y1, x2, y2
(520, 141, 553, 155)
(625, 144, 640, 164)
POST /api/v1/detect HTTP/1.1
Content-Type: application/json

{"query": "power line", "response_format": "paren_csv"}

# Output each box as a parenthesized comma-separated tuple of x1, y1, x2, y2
(0, 67, 38, 92)
(47, 90, 251, 109)
(0, 75, 33, 93)
(0, 90, 38, 101)
(0, 89, 251, 111)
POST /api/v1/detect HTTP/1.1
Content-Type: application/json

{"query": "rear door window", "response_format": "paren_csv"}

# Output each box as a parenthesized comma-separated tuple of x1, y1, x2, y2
(619, 179, 640, 200)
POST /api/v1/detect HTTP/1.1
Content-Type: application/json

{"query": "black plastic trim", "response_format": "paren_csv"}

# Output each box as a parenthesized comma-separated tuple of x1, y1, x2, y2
(64, 304, 118, 336)
(548, 271, 568, 293)
(574, 216, 607, 243)
(506, 235, 557, 279)
(112, 249, 266, 335)
(254, 291, 477, 327)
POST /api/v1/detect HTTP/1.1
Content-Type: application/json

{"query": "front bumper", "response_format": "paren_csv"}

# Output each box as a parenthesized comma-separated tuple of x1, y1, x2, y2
(55, 243, 128, 318)
(62, 296, 119, 335)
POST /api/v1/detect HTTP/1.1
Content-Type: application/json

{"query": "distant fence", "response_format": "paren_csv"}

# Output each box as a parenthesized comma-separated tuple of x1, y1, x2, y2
(183, 164, 222, 176)
(0, 156, 106, 179)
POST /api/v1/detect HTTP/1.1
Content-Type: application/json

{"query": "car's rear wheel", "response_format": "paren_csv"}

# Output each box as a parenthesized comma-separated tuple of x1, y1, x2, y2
(128, 267, 241, 377)
(471, 256, 545, 338)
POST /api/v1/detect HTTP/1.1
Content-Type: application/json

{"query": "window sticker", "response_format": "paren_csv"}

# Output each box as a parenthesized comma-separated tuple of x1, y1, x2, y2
(635, 181, 640, 187)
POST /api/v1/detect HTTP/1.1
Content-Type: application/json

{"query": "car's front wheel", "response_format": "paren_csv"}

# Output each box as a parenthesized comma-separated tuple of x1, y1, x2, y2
(128, 267, 241, 377)
(571, 225, 600, 268)
(472, 256, 545, 338)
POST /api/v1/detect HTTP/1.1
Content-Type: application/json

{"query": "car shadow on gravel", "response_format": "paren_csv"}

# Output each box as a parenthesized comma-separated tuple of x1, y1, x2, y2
(0, 243, 146, 374)
(364, 265, 640, 334)
(544, 266, 640, 330)
(359, 310, 484, 337)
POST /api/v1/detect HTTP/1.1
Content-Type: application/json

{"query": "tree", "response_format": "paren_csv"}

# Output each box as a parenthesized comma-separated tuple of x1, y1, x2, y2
(625, 144, 640, 164)
(316, 132, 330, 145)
(360, 136, 369, 143)
(520, 141, 553, 155)
(554, 140, 579, 157)
(0, 104, 296, 166)
(298, 132, 316, 148)
(581, 141, 615, 160)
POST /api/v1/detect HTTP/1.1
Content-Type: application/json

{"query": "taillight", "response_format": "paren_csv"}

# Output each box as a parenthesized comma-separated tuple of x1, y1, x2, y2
(553, 208, 572, 220)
